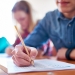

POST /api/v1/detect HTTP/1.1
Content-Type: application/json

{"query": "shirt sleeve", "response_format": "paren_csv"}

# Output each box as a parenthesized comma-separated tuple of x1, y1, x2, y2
(0, 37, 10, 53)
(13, 37, 20, 47)
(24, 13, 50, 48)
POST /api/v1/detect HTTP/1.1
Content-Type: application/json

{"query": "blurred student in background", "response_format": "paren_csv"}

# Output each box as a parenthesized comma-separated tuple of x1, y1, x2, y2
(5, 1, 35, 56)
(6, 0, 53, 56)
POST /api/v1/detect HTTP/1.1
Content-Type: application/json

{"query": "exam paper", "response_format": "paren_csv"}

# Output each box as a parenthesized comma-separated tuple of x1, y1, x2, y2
(7, 59, 75, 73)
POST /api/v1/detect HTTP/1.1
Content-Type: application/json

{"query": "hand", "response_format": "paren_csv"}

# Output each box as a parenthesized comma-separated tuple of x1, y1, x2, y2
(57, 48, 67, 60)
(12, 45, 38, 67)
(5, 46, 14, 56)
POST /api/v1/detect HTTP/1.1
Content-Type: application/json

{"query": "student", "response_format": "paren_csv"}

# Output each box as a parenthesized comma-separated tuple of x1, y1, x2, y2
(5, 0, 35, 56)
(6, 0, 52, 56)
(12, 0, 75, 67)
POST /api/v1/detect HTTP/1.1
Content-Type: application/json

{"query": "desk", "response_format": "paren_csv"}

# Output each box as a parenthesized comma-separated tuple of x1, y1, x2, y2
(0, 69, 8, 75)
(0, 56, 75, 75)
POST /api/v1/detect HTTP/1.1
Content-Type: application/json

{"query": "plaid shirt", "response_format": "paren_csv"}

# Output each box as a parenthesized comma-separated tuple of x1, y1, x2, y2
(41, 40, 53, 56)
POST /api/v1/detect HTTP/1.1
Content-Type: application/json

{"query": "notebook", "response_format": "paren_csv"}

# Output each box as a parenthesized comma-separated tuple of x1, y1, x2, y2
(7, 59, 75, 73)
(0, 54, 75, 74)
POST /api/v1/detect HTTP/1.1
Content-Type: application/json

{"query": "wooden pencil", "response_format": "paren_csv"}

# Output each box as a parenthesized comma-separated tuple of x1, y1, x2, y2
(14, 25, 34, 65)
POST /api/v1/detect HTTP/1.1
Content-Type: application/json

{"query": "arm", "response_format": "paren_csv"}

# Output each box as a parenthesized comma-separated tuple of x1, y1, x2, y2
(5, 37, 19, 56)
(6, 36, 22, 56)
(57, 48, 75, 60)
(24, 13, 50, 49)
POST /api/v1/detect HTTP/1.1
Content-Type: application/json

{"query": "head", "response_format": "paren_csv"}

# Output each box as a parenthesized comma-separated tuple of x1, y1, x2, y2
(56, 0, 75, 13)
(12, 0, 34, 32)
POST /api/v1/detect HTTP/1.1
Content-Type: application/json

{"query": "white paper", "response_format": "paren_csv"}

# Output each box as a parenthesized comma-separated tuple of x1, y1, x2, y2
(0, 53, 11, 68)
(7, 59, 75, 73)
(0, 53, 8, 68)
(0, 53, 8, 57)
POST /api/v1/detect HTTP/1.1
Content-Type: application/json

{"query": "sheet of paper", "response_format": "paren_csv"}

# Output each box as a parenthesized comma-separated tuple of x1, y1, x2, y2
(0, 53, 8, 58)
(7, 59, 75, 73)
(0, 53, 10, 68)
(0, 54, 75, 73)
(0, 53, 12, 69)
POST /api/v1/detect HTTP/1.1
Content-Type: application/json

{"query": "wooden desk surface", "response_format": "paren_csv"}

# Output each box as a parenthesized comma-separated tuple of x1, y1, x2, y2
(0, 56, 75, 75)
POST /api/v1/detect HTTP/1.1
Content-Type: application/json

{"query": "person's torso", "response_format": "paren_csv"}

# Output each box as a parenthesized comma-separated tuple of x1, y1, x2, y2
(45, 9, 75, 50)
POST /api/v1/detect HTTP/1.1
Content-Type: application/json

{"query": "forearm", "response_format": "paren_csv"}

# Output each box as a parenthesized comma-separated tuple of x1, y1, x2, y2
(57, 48, 67, 60)
(57, 48, 75, 60)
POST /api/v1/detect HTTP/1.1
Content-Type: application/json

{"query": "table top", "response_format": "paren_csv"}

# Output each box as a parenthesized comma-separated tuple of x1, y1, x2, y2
(0, 56, 75, 75)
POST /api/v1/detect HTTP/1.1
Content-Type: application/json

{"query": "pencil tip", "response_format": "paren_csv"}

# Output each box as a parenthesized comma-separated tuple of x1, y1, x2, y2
(31, 60, 34, 66)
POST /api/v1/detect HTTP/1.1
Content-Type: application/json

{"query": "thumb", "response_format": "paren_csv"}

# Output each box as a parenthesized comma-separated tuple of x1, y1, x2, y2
(29, 47, 38, 59)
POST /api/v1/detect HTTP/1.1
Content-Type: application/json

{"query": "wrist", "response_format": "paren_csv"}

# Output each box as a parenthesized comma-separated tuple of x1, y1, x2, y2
(70, 49, 75, 59)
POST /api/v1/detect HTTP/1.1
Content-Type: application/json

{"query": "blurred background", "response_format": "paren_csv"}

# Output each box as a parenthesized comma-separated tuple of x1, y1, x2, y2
(0, 0, 57, 45)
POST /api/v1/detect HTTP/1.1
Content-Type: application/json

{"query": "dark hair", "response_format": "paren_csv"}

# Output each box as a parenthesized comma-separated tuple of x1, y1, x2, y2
(12, 0, 31, 14)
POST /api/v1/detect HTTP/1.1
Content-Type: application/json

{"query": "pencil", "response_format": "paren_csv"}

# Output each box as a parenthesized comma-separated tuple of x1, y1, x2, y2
(14, 25, 34, 66)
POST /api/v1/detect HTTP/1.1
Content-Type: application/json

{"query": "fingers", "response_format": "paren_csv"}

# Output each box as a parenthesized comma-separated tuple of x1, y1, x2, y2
(14, 45, 31, 62)
(5, 47, 14, 56)
(12, 45, 31, 66)
(12, 45, 24, 55)
(12, 45, 38, 67)
(16, 51, 31, 62)
(12, 55, 31, 67)
(15, 45, 24, 52)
